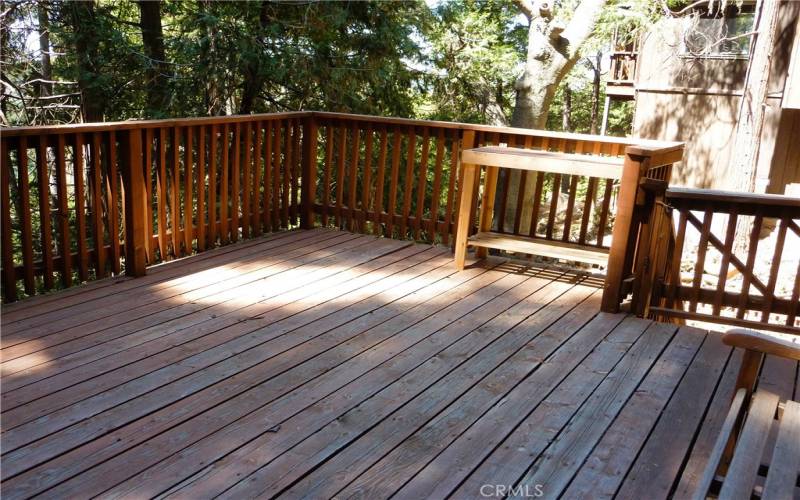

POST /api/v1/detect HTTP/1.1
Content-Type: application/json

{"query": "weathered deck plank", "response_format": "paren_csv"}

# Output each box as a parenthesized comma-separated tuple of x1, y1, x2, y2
(1, 229, 792, 500)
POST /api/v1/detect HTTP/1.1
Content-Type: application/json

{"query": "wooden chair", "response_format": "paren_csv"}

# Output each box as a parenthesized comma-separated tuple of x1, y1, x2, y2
(694, 328, 800, 499)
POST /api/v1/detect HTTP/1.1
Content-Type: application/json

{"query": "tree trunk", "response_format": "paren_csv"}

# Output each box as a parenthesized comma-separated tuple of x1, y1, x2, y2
(198, 0, 224, 116)
(500, 0, 606, 227)
(562, 84, 571, 132)
(37, 1, 53, 99)
(239, 1, 270, 114)
(731, 0, 780, 253)
(510, 0, 606, 129)
(137, 0, 170, 118)
(590, 52, 601, 134)
(70, 0, 105, 122)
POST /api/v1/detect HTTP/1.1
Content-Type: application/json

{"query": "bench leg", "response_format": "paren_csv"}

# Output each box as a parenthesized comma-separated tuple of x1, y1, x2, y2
(476, 165, 498, 259)
(454, 163, 478, 270)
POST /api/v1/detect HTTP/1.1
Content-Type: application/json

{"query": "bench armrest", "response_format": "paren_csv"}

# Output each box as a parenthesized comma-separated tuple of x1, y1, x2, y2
(722, 328, 800, 362)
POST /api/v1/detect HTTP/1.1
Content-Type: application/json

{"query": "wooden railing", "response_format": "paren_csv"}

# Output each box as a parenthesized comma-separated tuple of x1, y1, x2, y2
(629, 187, 800, 334)
(1, 111, 681, 302)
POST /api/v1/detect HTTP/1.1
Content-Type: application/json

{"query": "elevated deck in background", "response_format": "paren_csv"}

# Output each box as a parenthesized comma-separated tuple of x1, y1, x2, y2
(1, 229, 797, 499)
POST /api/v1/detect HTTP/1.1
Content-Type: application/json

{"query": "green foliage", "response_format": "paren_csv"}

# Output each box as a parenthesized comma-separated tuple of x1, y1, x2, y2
(417, 0, 525, 124)
(1, 0, 657, 134)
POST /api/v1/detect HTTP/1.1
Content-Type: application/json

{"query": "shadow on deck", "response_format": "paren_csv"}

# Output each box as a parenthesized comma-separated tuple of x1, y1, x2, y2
(1, 229, 797, 499)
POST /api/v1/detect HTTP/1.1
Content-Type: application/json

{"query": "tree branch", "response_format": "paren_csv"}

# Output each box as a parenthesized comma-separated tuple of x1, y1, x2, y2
(513, 0, 534, 21)
(561, 0, 607, 59)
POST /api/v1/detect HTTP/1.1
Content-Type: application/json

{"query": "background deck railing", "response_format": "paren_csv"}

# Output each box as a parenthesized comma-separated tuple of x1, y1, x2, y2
(629, 187, 800, 334)
(2, 111, 681, 307)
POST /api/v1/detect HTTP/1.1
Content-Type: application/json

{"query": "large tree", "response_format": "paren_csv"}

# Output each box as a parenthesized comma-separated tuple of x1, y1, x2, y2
(510, 0, 607, 128)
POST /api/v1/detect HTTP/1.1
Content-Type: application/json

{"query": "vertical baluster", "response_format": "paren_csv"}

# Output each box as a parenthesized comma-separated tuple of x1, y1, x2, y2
(761, 214, 788, 322)
(578, 177, 597, 245)
(347, 123, 360, 231)
(666, 210, 688, 311)
(107, 131, 121, 274)
(413, 127, 430, 240)
(373, 127, 388, 236)
(171, 127, 181, 254)
(271, 121, 281, 229)
(90, 133, 106, 276)
(262, 121, 272, 232)
(183, 126, 193, 252)
(528, 172, 545, 237)
(334, 122, 346, 229)
(400, 126, 416, 239)
(546, 172, 561, 240)
(292, 119, 301, 226)
(241, 122, 252, 239)
(231, 123, 241, 241)
(37, 137, 54, 289)
(208, 124, 218, 246)
(284, 119, 294, 227)
(157, 128, 168, 259)
(55, 134, 72, 286)
(429, 128, 445, 242)
(17, 137, 35, 294)
(220, 123, 230, 243)
(361, 124, 373, 233)
(786, 258, 800, 327)
(442, 129, 458, 245)
(144, 129, 155, 263)
(197, 125, 206, 250)
(321, 124, 333, 227)
(562, 176, 579, 242)
(689, 207, 713, 312)
(252, 121, 261, 236)
(386, 128, 402, 238)
(281, 120, 291, 228)
(73, 133, 89, 282)
(1, 139, 16, 300)
(596, 179, 614, 247)
(737, 212, 763, 319)
(497, 135, 513, 233)
(712, 208, 738, 315)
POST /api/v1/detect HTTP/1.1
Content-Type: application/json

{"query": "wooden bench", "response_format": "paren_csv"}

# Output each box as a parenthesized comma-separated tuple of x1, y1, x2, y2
(694, 329, 800, 499)
(453, 143, 624, 270)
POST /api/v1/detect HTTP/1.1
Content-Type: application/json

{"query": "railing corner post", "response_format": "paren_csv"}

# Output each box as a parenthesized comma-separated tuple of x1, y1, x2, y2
(301, 114, 318, 230)
(122, 128, 147, 278)
(602, 148, 646, 313)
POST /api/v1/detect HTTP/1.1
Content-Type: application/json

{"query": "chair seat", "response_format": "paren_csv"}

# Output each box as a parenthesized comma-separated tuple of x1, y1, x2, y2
(698, 390, 800, 499)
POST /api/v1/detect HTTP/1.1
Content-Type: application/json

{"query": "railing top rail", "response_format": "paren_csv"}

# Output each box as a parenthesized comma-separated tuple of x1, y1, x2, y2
(314, 111, 683, 151)
(666, 187, 800, 208)
(2, 110, 684, 154)
(0, 111, 312, 137)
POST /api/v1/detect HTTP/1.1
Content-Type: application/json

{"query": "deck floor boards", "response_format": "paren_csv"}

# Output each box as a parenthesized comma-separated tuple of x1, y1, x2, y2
(1, 229, 797, 499)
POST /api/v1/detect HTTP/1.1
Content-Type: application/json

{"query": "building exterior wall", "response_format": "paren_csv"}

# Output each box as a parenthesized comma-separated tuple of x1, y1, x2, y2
(630, 2, 799, 194)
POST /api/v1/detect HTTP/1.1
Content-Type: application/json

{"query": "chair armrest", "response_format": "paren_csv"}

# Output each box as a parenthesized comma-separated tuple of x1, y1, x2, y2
(722, 328, 800, 362)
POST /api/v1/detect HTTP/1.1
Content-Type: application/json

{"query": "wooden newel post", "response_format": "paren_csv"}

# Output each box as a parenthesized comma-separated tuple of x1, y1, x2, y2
(122, 128, 147, 277)
(454, 130, 477, 270)
(601, 149, 648, 312)
(301, 114, 318, 230)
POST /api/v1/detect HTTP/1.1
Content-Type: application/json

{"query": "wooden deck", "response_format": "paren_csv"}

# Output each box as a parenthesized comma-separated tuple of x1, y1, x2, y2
(1, 228, 798, 499)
